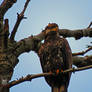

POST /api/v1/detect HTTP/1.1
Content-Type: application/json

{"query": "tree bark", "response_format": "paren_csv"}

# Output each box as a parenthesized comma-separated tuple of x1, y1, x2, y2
(59, 28, 92, 39)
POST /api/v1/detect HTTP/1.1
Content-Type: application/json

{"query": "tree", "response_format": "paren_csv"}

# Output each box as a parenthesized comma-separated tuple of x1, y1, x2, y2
(0, 0, 92, 92)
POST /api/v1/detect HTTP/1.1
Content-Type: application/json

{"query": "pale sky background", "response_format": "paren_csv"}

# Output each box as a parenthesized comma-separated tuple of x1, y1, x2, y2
(0, 0, 92, 92)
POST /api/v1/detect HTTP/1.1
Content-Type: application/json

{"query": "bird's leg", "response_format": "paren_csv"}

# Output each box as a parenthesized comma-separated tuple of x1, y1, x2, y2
(48, 69, 64, 75)
(55, 69, 63, 75)
(61, 69, 63, 72)
(56, 69, 59, 74)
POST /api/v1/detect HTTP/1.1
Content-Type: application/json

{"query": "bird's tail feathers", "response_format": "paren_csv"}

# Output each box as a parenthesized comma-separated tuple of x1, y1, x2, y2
(52, 85, 67, 92)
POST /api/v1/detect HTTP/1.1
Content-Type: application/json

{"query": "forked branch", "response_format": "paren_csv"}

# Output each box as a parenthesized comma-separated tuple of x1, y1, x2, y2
(10, 0, 30, 41)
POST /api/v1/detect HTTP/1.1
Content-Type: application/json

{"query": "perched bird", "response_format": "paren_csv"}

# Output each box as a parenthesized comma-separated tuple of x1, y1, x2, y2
(36, 23, 72, 92)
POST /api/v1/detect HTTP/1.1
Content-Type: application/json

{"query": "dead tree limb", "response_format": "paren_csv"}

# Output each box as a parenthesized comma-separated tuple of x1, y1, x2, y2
(72, 46, 92, 56)
(59, 28, 92, 39)
(0, 0, 17, 18)
(87, 22, 92, 28)
(1, 64, 92, 88)
(10, 0, 30, 41)
(73, 55, 92, 67)
(0, 73, 51, 88)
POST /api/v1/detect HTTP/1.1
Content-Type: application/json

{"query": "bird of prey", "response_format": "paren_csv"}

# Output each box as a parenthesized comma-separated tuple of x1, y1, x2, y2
(36, 23, 72, 92)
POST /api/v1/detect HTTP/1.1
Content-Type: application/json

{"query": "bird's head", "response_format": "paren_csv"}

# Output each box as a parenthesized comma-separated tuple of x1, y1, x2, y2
(44, 23, 59, 36)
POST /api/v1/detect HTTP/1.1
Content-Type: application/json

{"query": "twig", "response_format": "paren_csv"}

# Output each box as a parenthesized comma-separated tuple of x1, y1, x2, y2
(1, 64, 92, 88)
(10, 0, 30, 40)
(87, 22, 92, 28)
(72, 46, 92, 56)
(63, 65, 92, 73)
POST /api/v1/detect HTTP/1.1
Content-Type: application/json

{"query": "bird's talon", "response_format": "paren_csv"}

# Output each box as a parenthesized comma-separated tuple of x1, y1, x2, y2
(61, 69, 63, 72)
(56, 69, 59, 74)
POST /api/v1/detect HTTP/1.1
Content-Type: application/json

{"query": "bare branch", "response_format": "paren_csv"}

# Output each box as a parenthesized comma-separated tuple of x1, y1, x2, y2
(59, 28, 92, 39)
(14, 31, 45, 57)
(72, 46, 92, 56)
(20, 0, 30, 16)
(64, 65, 92, 73)
(73, 55, 92, 67)
(87, 22, 92, 28)
(0, 0, 17, 18)
(0, 19, 9, 52)
(1, 64, 92, 88)
(0, 73, 52, 88)
(10, 0, 30, 41)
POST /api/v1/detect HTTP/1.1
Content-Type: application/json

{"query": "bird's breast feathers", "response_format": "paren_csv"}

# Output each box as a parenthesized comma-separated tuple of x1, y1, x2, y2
(38, 39, 65, 72)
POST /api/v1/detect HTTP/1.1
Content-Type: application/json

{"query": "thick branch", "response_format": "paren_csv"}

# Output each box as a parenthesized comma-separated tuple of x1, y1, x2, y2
(10, 0, 30, 41)
(59, 28, 92, 39)
(14, 31, 45, 57)
(1, 64, 92, 88)
(0, 0, 17, 18)
(73, 55, 92, 67)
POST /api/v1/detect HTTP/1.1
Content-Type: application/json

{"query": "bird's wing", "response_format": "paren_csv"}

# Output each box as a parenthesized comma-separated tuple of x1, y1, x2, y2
(61, 38, 72, 70)
(61, 38, 72, 87)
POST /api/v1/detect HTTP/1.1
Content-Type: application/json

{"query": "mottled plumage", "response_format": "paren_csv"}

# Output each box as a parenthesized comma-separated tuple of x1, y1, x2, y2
(37, 23, 72, 92)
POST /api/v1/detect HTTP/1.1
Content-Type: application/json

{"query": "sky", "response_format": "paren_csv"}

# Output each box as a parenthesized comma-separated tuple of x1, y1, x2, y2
(0, 0, 92, 92)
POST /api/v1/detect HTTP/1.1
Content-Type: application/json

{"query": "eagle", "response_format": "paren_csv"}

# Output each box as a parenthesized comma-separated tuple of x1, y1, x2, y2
(36, 23, 72, 92)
